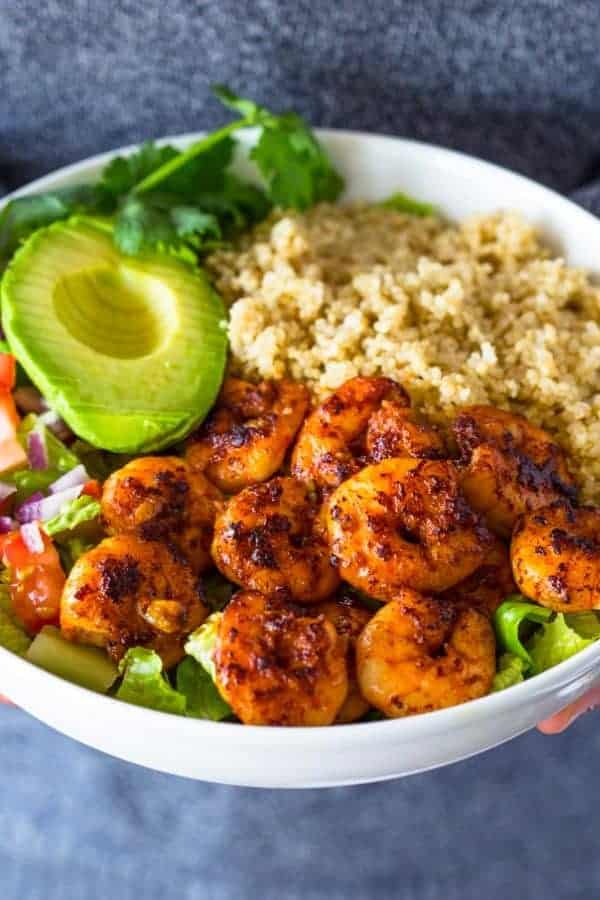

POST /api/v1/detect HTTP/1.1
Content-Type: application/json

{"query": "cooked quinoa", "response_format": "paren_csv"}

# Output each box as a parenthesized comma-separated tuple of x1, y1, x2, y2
(206, 204, 600, 502)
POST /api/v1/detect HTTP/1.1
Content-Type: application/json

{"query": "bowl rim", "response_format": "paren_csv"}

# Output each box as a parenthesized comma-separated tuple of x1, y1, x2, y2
(1, 127, 599, 744)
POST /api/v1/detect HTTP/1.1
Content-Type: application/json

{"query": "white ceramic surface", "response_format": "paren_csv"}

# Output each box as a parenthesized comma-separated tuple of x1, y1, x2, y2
(1, 130, 599, 788)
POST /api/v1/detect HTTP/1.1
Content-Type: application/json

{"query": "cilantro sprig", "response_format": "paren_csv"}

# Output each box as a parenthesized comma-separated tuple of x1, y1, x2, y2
(0, 87, 344, 264)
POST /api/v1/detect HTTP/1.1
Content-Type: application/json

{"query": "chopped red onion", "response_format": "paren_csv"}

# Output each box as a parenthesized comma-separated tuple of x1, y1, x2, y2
(20, 521, 45, 554)
(0, 516, 15, 533)
(0, 481, 16, 502)
(27, 432, 48, 470)
(15, 492, 45, 523)
(14, 386, 47, 415)
(37, 485, 83, 521)
(49, 464, 88, 494)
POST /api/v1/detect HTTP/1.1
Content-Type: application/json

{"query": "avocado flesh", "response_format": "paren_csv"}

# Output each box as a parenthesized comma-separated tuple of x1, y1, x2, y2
(1, 219, 227, 452)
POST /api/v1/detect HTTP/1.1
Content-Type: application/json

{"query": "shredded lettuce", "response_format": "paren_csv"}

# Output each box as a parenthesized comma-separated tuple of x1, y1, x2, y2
(175, 657, 231, 720)
(45, 495, 101, 537)
(493, 597, 600, 688)
(492, 653, 527, 691)
(116, 648, 186, 715)
(528, 613, 600, 675)
(380, 192, 436, 217)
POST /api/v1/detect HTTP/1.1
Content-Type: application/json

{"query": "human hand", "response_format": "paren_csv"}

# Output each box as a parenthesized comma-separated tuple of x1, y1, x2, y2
(538, 686, 600, 733)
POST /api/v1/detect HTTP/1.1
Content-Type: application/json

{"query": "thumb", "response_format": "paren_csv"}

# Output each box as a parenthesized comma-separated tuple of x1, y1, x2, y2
(538, 685, 600, 734)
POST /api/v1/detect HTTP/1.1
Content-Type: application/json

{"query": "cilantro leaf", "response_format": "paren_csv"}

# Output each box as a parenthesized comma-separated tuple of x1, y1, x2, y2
(113, 193, 221, 255)
(100, 143, 179, 198)
(213, 86, 345, 209)
(0, 184, 109, 264)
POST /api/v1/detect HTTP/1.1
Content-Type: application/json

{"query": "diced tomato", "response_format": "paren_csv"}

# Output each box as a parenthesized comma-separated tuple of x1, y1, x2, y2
(0, 436, 27, 473)
(0, 354, 16, 393)
(81, 479, 101, 499)
(0, 393, 20, 444)
(2, 529, 65, 634)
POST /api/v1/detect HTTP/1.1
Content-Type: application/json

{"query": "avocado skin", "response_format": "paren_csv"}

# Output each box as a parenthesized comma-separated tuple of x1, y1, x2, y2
(1, 218, 228, 453)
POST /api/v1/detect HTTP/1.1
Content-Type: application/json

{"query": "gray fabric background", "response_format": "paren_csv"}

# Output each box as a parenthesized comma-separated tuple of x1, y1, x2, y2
(1, 2, 600, 897)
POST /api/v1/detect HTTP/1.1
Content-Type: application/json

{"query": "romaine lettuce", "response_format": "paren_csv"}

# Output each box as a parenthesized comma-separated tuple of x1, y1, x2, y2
(116, 648, 186, 715)
(492, 653, 527, 691)
(45, 495, 101, 537)
(175, 657, 231, 720)
(528, 613, 600, 674)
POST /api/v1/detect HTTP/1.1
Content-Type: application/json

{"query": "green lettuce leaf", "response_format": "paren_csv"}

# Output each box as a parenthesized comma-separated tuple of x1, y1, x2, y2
(527, 613, 599, 675)
(185, 611, 223, 678)
(44, 495, 101, 537)
(493, 596, 553, 669)
(380, 192, 436, 217)
(116, 648, 186, 715)
(175, 656, 231, 720)
(182, 611, 232, 718)
(492, 653, 527, 691)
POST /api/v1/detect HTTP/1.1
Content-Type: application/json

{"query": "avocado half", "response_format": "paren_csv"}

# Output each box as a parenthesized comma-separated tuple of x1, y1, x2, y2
(1, 219, 228, 452)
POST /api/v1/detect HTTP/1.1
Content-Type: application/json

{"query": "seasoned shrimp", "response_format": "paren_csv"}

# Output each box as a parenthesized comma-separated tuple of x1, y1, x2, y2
(61, 535, 207, 667)
(212, 476, 339, 602)
(316, 592, 372, 723)
(356, 588, 496, 717)
(186, 377, 309, 493)
(365, 399, 445, 462)
(326, 457, 492, 598)
(291, 376, 410, 491)
(441, 538, 517, 618)
(453, 405, 576, 538)
(511, 501, 600, 612)
(102, 456, 222, 574)
(214, 590, 348, 725)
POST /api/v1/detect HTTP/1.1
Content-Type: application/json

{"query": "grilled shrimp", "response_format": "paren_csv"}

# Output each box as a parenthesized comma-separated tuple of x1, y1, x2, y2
(291, 376, 411, 491)
(214, 590, 348, 726)
(453, 405, 576, 538)
(212, 476, 339, 602)
(356, 588, 496, 717)
(316, 592, 372, 723)
(441, 538, 517, 618)
(365, 399, 445, 462)
(186, 377, 309, 493)
(102, 457, 222, 574)
(326, 457, 492, 599)
(511, 501, 600, 612)
(61, 535, 207, 666)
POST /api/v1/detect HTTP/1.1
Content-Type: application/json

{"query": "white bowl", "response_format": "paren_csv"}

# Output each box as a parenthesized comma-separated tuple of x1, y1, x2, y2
(1, 130, 599, 788)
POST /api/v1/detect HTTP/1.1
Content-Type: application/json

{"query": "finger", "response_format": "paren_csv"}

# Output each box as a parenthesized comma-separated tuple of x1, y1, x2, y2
(0, 695, 13, 705)
(538, 685, 600, 734)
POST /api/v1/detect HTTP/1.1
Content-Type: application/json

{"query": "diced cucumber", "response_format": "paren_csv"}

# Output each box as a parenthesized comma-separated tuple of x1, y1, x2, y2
(26, 626, 118, 693)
